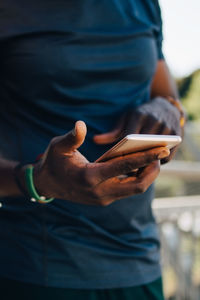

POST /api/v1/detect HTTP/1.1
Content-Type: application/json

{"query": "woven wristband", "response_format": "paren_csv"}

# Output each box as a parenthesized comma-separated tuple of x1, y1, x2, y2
(25, 164, 54, 204)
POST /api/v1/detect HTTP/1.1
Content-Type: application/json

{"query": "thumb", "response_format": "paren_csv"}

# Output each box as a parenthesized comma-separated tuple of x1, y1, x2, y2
(54, 121, 87, 155)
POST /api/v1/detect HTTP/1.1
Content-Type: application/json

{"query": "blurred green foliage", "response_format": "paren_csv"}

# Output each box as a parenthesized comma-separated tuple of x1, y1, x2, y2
(177, 69, 200, 121)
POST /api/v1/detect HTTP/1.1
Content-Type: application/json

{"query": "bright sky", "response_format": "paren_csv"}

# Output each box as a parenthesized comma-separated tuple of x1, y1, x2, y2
(159, 0, 200, 77)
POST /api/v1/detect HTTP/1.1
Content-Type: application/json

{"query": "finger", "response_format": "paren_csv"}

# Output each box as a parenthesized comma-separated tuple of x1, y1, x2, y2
(95, 146, 169, 181)
(157, 123, 171, 135)
(97, 161, 160, 202)
(140, 118, 161, 134)
(125, 111, 144, 134)
(161, 146, 177, 164)
(93, 128, 122, 144)
(93, 114, 126, 144)
(93, 111, 144, 145)
(146, 122, 171, 135)
(52, 121, 87, 155)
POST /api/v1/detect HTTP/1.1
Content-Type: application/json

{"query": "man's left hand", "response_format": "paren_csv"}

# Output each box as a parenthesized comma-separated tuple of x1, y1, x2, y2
(93, 97, 183, 163)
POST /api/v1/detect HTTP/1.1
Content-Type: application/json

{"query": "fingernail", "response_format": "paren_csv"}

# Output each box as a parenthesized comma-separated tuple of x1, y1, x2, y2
(157, 149, 170, 159)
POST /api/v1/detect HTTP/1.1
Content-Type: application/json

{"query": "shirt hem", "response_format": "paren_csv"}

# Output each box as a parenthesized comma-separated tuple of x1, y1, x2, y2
(0, 265, 161, 289)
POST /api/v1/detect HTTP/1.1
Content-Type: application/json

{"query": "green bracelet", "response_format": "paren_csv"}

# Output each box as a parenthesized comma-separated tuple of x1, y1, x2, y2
(25, 164, 54, 204)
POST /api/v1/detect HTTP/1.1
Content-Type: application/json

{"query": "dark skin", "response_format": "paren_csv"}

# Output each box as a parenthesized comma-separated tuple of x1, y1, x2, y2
(0, 121, 169, 206)
(0, 60, 183, 206)
(32, 121, 169, 206)
(93, 60, 184, 163)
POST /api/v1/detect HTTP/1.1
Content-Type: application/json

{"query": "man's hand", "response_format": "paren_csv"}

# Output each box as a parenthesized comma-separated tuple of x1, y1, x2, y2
(94, 97, 182, 163)
(32, 121, 170, 206)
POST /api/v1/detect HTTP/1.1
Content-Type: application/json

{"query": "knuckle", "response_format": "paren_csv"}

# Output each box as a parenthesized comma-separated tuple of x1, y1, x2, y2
(90, 190, 112, 206)
(137, 106, 145, 115)
(91, 189, 101, 201)
(50, 137, 57, 148)
(120, 160, 134, 174)
(159, 119, 167, 128)
(49, 136, 62, 152)
(149, 161, 160, 174)
(98, 199, 110, 207)
(171, 128, 178, 135)
(141, 152, 157, 164)
(152, 160, 160, 168)
(149, 114, 158, 122)
(144, 155, 155, 165)
(134, 181, 146, 194)
(48, 139, 59, 155)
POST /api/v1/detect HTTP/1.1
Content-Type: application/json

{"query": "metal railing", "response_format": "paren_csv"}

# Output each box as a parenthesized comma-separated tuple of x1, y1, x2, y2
(161, 161, 200, 181)
(153, 196, 200, 300)
(153, 122, 200, 299)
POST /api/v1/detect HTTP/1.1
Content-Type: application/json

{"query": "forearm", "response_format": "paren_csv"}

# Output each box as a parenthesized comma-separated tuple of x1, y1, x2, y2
(150, 59, 185, 136)
(0, 158, 23, 197)
(151, 60, 179, 99)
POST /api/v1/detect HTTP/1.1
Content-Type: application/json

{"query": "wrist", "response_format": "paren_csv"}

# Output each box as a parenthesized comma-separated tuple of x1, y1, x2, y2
(13, 163, 29, 197)
(30, 153, 53, 199)
(24, 164, 54, 203)
(14, 162, 55, 203)
(161, 96, 186, 129)
(33, 162, 53, 198)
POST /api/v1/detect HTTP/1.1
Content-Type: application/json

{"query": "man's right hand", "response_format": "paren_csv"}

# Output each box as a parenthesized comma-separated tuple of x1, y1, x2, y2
(31, 121, 169, 206)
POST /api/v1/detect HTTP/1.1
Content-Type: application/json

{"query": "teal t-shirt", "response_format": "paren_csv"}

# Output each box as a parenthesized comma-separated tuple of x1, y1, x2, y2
(0, 0, 164, 288)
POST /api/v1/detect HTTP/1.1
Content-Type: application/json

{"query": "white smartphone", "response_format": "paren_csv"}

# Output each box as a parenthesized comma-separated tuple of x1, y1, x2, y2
(95, 134, 182, 163)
